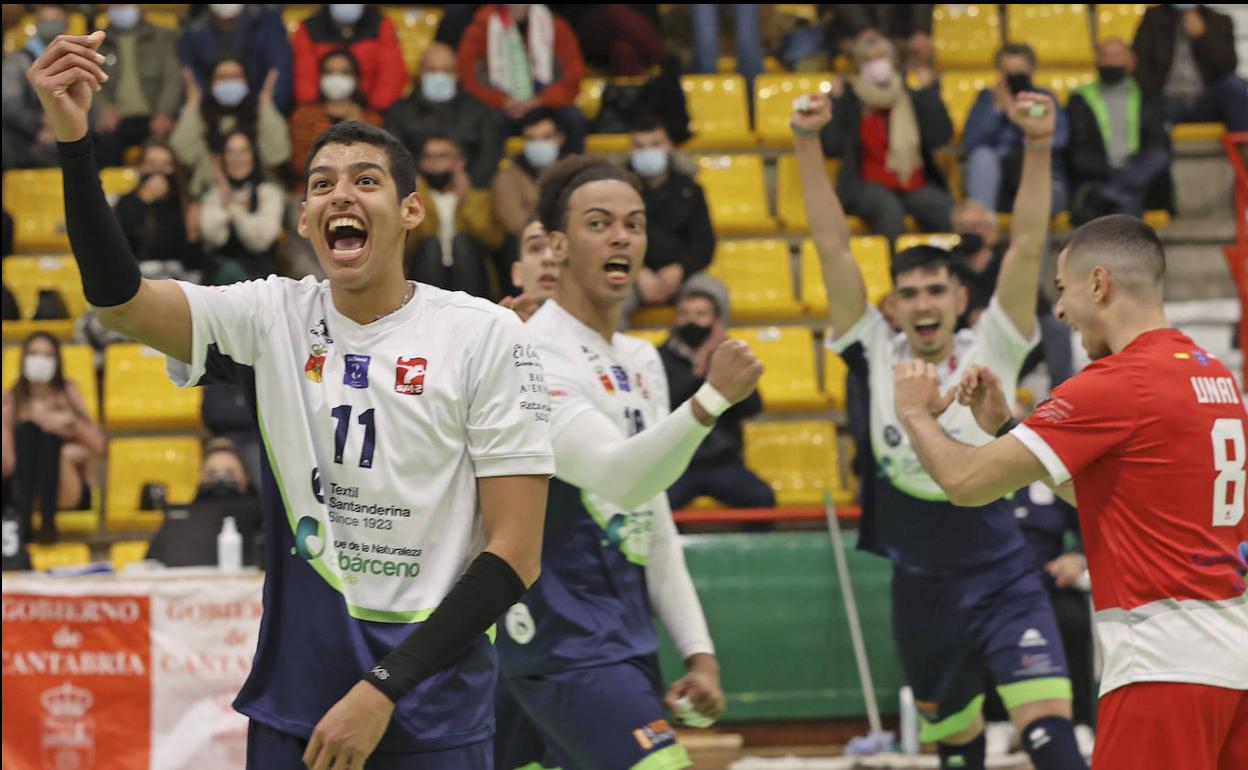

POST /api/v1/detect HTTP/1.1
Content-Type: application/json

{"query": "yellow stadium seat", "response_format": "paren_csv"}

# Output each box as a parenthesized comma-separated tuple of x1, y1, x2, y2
(2, 343, 99, 423)
(824, 347, 849, 411)
(896, 233, 962, 252)
(110, 540, 151, 571)
(1034, 70, 1097, 104)
(773, 5, 820, 24)
(382, 6, 443, 76)
(629, 306, 676, 328)
(743, 420, 852, 506)
(681, 75, 756, 151)
(1007, 5, 1094, 68)
(1143, 210, 1170, 231)
(695, 155, 777, 235)
(1, 256, 89, 341)
(1096, 4, 1153, 43)
(939, 69, 996, 138)
(143, 11, 182, 30)
(4, 168, 70, 253)
(774, 155, 869, 235)
(104, 344, 203, 431)
(585, 134, 631, 154)
(625, 328, 669, 348)
(1171, 123, 1225, 143)
(576, 77, 608, 121)
(706, 240, 803, 321)
(283, 5, 318, 34)
(106, 436, 202, 531)
(27, 542, 92, 572)
(4, 12, 88, 54)
(932, 4, 1002, 69)
(754, 72, 838, 148)
(100, 166, 139, 198)
(717, 55, 784, 75)
(728, 326, 824, 412)
(801, 236, 893, 317)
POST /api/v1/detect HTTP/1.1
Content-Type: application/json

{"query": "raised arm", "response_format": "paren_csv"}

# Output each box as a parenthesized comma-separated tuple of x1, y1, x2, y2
(993, 91, 1056, 340)
(27, 31, 192, 363)
(792, 93, 866, 337)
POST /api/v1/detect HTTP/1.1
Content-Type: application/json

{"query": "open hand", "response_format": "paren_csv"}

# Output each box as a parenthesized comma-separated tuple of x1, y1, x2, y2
(893, 361, 955, 420)
(303, 681, 394, 770)
(26, 31, 109, 143)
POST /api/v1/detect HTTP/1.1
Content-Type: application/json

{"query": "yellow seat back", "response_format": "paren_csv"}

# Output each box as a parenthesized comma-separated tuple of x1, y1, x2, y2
(1007, 5, 1094, 67)
(728, 326, 824, 412)
(105, 437, 202, 530)
(110, 540, 152, 571)
(933, 4, 1002, 69)
(895, 233, 962, 253)
(3, 169, 70, 253)
(754, 73, 837, 148)
(706, 240, 802, 322)
(743, 420, 850, 506)
(694, 155, 778, 236)
(1095, 4, 1153, 43)
(1034, 70, 1097, 105)
(824, 348, 849, 411)
(382, 6, 443, 76)
(681, 75, 756, 151)
(775, 154, 844, 234)
(800, 237, 893, 316)
(104, 344, 203, 431)
(100, 166, 140, 198)
(939, 69, 997, 139)
(27, 542, 92, 572)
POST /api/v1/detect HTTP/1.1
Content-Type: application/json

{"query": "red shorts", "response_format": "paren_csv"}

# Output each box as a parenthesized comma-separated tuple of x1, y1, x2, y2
(1093, 682, 1248, 770)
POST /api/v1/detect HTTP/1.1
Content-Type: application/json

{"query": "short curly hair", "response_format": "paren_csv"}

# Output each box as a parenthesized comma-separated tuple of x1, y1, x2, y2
(535, 155, 642, 234)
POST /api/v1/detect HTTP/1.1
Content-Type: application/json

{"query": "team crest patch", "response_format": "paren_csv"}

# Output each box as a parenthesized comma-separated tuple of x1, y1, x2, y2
(305, 344, 327, 382)
(884, 425, 903, 447)
(343, 354, 370, 389)
(632, 719, 676, 751)
(395, 357, 427, 395)
(596, 367, 616, 394)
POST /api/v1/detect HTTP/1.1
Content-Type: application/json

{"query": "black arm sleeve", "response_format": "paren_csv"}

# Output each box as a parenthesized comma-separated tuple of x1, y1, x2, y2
(57, 138, 142, 307)
(362, 551, 526, 701)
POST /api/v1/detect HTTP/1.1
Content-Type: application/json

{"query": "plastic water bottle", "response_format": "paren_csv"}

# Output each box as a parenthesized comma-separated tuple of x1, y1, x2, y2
(899, 686, 920, 755)
(217, 516, 243, 572)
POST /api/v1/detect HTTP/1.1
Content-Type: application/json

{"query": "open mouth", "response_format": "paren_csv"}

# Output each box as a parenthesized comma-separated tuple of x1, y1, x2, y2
(325, 215, 369, 263)
(538, 272, 559, 289)
(913, 320, 941, 341)
(603, 256, 631, 286)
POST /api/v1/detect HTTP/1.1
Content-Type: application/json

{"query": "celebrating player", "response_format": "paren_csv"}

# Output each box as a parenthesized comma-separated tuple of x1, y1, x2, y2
(894, 215, 1248, 770)
(795, 89, 1090, 770)
(494, 155, 762, 770)
(29, 31, 554, 770)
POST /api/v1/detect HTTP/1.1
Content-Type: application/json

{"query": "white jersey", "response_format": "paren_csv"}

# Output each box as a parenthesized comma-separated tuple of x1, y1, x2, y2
(167, 276, 555, 621)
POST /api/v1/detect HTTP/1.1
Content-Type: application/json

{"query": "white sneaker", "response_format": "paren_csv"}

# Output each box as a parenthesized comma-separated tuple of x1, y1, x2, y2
(985, 722, 1015, 757)
(1075, 724, 1095, 759)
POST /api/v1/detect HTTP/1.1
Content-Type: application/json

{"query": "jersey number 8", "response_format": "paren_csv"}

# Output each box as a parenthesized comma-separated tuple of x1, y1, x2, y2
(1211, 418, 1245, 527)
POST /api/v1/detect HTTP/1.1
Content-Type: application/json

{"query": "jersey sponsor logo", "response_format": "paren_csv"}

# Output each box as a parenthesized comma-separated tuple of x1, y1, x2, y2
(305, 344, 327, 383)
(1033, 397, 1074, 423)
(292, 516, 326, 561)
(310, 318, 334, 345)
(369, 666, 389, 680)
(336, 552, 420, 579)
(596, 367, 615, 394)
(1019, 628, 1048, 648)
(635, 372, 650, 400)
(884, 425, 904, 447)
(394, 357, 426, 396)
(632, 719, 676, 751)
(611, 365, 631, 392)
(1190, 376, 1241, 405)
(343, 354, 370, 389)
(504, 602, 536, 645)
(1027, 726, 1051, 751)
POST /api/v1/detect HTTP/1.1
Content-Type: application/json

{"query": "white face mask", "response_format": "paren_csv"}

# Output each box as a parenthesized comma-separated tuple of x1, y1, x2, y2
(631, 147, 668, 178)
(860, 58, 895, 85)
(421, 72, 457, 103)
(23, 354, 56, 384)
(524, 139, 560, 169)
(320, 73, 356, 101)
(209, 4, 243, 20)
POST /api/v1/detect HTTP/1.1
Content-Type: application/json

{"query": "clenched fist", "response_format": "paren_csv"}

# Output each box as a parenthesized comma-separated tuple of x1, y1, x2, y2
(791, 92, 833, 136)
(26, 31, 109, 143)
(704, 339, 763, 406)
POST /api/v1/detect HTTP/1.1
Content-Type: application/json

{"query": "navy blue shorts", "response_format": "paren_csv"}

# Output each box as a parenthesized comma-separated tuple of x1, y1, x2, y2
(500, 657, 691, 770)
(494, 674, 556, 770)
(245, 720, 492, 770)
(891, 556, 1073, 743)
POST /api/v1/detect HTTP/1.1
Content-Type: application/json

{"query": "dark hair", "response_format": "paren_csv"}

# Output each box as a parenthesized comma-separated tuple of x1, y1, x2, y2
(628, 114, 667, 135)
(520, 107, 562, 133)
(204, 56, 259, 154)
(203, 436, 242, 463)
(11, 331, 66, 411)
(678, 289, 722, 318)
(994, 43, 1037, 70)
(418, 130, 464, 159)
(1064, 214, 1166, 292)
(536, 155, 642, 233)
(220, 129, 265, 211)
(304, 121, 417, 201)
(890, 245, 967, 284)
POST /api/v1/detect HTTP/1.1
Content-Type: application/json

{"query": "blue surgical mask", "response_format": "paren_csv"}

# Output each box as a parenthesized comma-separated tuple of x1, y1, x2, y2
(631, 147, 668, 178)
(524, 139, 559, 169)
(212, 79, 249, 107)
(421, 72, 457, 103)
(108, 6, 141, 30)
(330, 4, 365, 25)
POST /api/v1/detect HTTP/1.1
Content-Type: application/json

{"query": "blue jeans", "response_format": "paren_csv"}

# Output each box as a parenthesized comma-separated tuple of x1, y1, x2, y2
(690, 4, 762, 92)
(1166, 74, 1248, 132)
(965, 145, 1068, 214)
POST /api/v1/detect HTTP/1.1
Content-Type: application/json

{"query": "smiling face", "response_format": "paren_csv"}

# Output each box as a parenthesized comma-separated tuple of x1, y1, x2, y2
(893, 265, 967, 361)
(512, 219, 562, 300)
(298, 141, 423, 291)
(1054, 247, 1112, 360)
(552, 180, 646, 307)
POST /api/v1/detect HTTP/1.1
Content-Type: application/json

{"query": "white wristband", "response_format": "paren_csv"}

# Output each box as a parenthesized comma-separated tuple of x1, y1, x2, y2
(693, 382, 731, 418)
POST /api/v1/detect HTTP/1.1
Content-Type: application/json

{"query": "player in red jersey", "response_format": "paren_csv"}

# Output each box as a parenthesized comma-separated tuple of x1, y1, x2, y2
(891, 214, 1247, 770)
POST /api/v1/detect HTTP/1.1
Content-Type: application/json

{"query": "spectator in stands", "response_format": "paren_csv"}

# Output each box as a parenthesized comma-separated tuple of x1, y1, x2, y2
(659, 278, 774, 511)
(963, 43, 1070, 214)
(2, 4, 66, 169)
(689, 4, 763, 94)
(492, 108, 567, 241)
(289, 49, 384, 191)
(457, 4, 587, 152)
(825, 5, 934, 74)
(178, 4, 293, 115)
(385, 42, 504, 190)
(114, 139, 201, 274)
(1066, 38, 1172, 226)
(2, 332, 105, 544)
(819, 31, 953, 244)
(291, 4, 406, 114)
(171, 56, 290, 198)
(435, 4, 482, 49)
(198, 129, 284, 284)
(554, 5, 665, 77)
(407, 133, 504, 297)
(510, 216, 561, 304)
(91, 4, 181, 167)
(625, 115, 715, 314)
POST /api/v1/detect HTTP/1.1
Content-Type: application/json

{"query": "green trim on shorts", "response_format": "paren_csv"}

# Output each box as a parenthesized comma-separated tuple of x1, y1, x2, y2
(628, 744, 692, 770)
(919, 694, 984, 743)
(511, 764, 560, 770)
(997, 677, 1072, 710)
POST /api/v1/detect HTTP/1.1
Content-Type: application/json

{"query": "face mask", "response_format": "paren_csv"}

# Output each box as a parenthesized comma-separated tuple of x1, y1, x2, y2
(320, 72, 356, 101)
(330, 4, 365, 25)
(36, 19, 67, 43)
(423, 170, 453, 191)
(631, 148, 668, 178)
(1098, 66, 1127, 86)
(674, 322, 713, 349)
(524, 139, 559, 169)
(23, 354, 56, 384)
(108, 6, 141, 30)
(954, 232, 985, 255)
(198, 478, 242, 501)
(212, 79, 249, 107)
(209, 4, 244, 19)
(860, 58, 895, 85)
(1006, 73, 1033, 96)
(421, 72, 457, 103)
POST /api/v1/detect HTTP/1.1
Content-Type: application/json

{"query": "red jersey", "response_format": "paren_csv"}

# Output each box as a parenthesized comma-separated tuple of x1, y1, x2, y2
(1012, 329, 1248, 695)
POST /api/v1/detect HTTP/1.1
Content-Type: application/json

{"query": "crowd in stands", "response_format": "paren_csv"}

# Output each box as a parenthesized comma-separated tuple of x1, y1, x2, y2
(2, 3, 1246, 564)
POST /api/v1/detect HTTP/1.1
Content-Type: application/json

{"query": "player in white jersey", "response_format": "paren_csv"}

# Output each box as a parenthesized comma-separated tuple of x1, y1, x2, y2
(30, 32, 553, 770)
(494, 156, 763, 770)
(499, 216, 562, 323)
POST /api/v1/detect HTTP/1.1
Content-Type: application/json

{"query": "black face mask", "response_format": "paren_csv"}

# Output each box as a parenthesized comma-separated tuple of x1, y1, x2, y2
(954, 232, 985, 255)
(1098, 66, 1127, 86)
(423, 171, 452, 192)
(674, 322, 713, 349)
(1006, 73, 1033, 96)
(197, 479, 243, 501)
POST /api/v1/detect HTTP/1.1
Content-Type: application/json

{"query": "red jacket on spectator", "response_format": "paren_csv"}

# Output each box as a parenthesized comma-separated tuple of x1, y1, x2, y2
(457, 4, 584, 110)
(291, 6, 406, 113)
